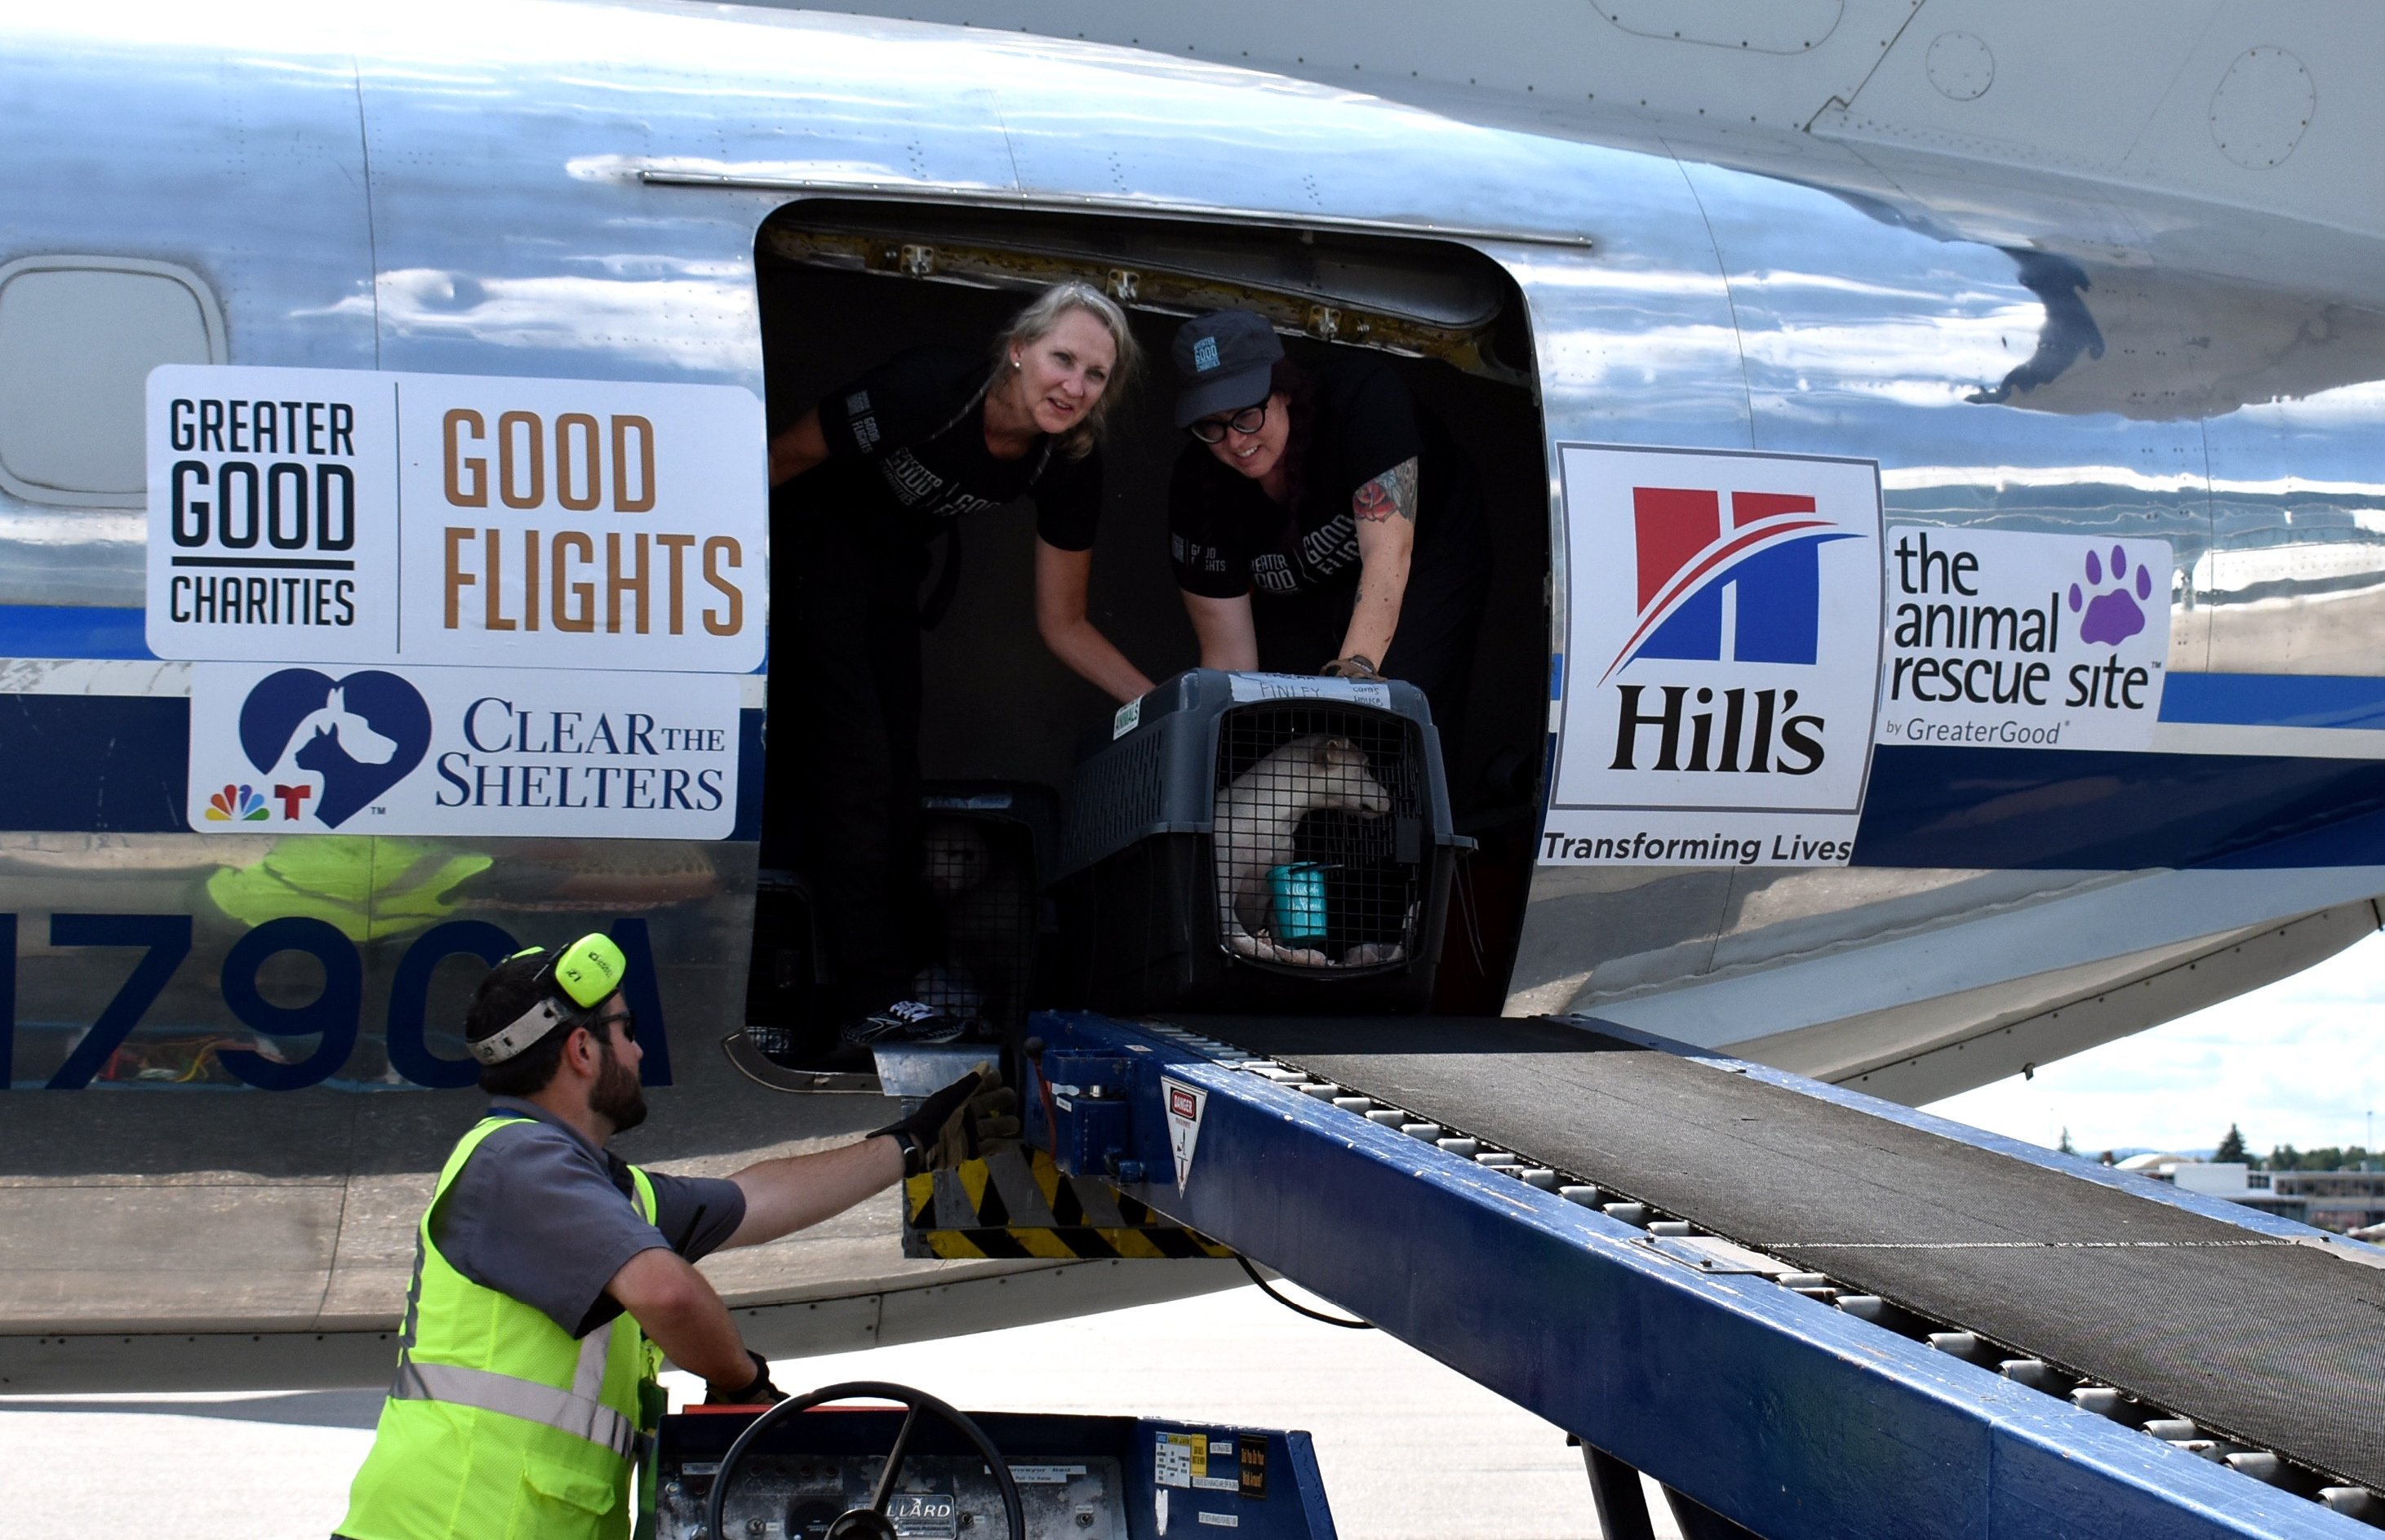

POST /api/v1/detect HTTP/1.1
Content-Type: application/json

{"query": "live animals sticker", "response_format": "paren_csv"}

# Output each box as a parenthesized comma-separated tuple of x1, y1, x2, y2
(1162, 1078, 1206, 1192)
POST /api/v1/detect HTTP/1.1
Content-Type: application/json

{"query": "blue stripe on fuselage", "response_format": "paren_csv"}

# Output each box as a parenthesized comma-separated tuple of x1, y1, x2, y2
(0, 696, 770, 838)
(1854, 744, 2385, 869)
(0, 606, 152, 660)
(2160, 672, 2385, 731)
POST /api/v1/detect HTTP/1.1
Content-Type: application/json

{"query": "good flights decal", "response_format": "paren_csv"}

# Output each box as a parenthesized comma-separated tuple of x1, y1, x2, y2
(144, 365, 765, 672)
(1548, 445, 1885, 868)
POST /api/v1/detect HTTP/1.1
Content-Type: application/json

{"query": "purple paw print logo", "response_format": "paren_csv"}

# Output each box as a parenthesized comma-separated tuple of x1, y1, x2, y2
(2070, 544, 2153, 646)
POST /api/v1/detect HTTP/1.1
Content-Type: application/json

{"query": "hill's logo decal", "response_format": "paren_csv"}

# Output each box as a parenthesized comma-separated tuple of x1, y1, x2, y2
(1606, 490, 1861, 678)
(237, 669, 432, 828)
(1548, 445, 1885, 868)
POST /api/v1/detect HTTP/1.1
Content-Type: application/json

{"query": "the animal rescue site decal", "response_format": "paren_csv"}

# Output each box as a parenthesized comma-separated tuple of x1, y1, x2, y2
(146, 365, 765, 672)
(1547, 444, 1884, 868)
(1875, 526, 2171, 752)
(185, 663, 739, 839)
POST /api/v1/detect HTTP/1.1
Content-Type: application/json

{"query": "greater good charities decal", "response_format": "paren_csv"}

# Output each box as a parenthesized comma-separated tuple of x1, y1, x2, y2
(1547, 445, 1885, 868)
(146, 365, 765, 672)
(185, 664, 739, 839)
(1875, 526, 2171, 752)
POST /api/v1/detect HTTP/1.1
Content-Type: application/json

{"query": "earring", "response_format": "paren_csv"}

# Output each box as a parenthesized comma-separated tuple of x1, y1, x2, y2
(1010, 356, 1022, 370)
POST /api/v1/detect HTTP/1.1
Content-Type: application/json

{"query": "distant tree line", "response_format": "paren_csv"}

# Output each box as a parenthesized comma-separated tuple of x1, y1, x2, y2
(2260, 1145, 2375, 1172)
(2211, 1123, 2377, 1171)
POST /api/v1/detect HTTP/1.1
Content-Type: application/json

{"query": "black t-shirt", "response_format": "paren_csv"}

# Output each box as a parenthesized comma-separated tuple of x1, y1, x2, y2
(1169, 356, 1478, 600)
(802, 346, 1103, 551)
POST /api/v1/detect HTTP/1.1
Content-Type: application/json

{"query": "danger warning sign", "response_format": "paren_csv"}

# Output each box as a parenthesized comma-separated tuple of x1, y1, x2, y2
(1162, 1077, 1206, 1192)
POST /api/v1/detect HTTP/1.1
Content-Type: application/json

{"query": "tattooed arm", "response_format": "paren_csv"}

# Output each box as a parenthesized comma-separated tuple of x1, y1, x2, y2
(1336, 456, 1418, 672)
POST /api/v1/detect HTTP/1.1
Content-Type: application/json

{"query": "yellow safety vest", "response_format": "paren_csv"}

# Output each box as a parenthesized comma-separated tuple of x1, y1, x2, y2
(340, 1115, 665, 1540)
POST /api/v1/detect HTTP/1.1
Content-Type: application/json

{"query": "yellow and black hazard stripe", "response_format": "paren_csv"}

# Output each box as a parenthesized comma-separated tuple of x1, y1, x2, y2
(904, 1147, 1233, 1261)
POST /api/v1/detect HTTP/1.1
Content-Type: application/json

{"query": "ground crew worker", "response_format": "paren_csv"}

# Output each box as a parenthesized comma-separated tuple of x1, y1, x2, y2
(335, 933, 1015, 1540)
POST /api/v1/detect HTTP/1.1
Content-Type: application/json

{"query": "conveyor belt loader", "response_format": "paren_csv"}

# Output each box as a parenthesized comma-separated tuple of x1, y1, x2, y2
(1024, 1010, 2385, 1539)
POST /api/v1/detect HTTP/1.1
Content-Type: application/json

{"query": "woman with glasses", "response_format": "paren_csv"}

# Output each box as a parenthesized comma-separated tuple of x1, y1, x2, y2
(765, 282, 1152, 1052)
(1166, 308, 1491, 748)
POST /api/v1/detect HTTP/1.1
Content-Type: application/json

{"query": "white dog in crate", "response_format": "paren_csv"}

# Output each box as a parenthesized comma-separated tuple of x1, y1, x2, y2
(1215, 733, 1406, 969)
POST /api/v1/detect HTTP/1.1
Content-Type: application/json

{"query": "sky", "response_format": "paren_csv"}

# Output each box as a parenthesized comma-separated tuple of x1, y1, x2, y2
(1922, 927, 2385, 1160)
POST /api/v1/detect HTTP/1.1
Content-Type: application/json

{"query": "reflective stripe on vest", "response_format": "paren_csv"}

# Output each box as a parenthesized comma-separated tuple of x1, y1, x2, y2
(391, 1343, 644, 1463)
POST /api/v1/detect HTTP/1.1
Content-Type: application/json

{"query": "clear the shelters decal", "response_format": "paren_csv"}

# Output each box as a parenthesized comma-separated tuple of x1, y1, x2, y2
(1875, 527, 2172, 752)
(1547, 445, 1885, 868)
(187, 663, 739, 839)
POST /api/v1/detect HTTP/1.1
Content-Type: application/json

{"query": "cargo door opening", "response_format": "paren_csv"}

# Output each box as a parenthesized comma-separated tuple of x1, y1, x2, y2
(739, 200, 1550, 1078)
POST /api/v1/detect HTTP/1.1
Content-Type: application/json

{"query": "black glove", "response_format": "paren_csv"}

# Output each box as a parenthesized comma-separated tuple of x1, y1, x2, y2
(873, 1063, 1021, 1178)
(1321, 654, 1384, 682)
(704, 1348, 785, 1406)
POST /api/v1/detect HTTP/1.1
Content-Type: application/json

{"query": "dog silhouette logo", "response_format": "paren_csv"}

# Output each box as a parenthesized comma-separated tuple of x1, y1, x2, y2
(237, 669, 432, 828)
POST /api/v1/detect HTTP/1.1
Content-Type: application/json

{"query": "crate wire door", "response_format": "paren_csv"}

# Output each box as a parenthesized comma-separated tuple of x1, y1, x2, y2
(918, 810, 1038, 1036)
(1212, 703, 1428, 973)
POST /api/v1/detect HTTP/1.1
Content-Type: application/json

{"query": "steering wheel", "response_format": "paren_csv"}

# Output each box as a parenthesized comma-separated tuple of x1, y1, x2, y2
(703, 1378, 1024, 1540)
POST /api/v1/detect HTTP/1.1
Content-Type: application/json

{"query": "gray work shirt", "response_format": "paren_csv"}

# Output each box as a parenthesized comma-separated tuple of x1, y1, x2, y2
(430, 1097, 747, 1338)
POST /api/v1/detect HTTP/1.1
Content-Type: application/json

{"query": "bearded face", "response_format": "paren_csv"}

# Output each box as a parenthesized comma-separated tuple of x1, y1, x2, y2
(591, 1024, 648, 1135)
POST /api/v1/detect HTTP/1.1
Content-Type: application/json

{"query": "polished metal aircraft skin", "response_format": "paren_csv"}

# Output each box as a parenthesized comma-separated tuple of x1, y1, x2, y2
(4, 0, 2385, 1384)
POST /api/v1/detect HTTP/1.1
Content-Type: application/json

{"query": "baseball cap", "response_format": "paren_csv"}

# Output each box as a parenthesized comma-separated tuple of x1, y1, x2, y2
(1171, 310, 1285, 428)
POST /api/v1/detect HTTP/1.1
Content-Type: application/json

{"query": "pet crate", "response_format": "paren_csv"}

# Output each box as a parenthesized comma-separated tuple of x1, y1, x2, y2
(1055, 669, 1465, 1014)
(913, 781, 1057, 1041)
(739, 783, 1055, 1068)
(741, 867, 831, 1064)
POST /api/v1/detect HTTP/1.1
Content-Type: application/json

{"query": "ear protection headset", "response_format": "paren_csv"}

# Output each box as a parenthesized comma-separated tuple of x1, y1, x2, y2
(469, 933, 628, 1065)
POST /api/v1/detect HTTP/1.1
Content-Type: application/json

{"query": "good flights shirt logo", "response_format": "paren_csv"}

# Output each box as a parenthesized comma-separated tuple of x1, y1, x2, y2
(1876, 526, 2171, 752)
(1549, 446, 1884, 868)
(187, 663, 741, 839)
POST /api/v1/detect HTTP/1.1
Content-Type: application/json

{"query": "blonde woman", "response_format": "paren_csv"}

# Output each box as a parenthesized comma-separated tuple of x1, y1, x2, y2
(766, 282, 1149, 1049)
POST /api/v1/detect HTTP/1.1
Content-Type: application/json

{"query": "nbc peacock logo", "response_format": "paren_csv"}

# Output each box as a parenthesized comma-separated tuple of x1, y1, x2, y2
(205, 783, 270, 822)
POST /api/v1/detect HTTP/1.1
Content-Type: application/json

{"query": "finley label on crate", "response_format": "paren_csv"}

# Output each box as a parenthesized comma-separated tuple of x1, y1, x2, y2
(1228, 672, 1392, 707)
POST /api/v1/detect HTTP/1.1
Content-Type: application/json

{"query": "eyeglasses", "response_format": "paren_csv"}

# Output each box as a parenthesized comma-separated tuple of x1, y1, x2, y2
(593, 1009, 637, 1045)
(1187, 402, 1269, 444)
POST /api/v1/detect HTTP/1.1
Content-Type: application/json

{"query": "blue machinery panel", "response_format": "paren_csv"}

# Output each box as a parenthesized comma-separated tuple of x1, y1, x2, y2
(1029, 1011, 2369, 1539)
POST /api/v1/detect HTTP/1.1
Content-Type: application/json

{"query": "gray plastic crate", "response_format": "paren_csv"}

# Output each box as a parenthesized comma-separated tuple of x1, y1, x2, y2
(1056, 669, 1466, 1014)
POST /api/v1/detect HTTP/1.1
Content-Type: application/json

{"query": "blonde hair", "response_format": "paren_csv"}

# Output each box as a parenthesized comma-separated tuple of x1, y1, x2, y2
(993, 281, 1140, 460)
